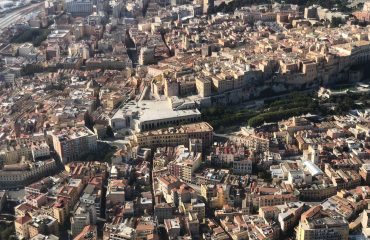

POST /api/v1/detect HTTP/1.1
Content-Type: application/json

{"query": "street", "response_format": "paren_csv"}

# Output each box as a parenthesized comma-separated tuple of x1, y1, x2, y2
(0, 2, 44, 31)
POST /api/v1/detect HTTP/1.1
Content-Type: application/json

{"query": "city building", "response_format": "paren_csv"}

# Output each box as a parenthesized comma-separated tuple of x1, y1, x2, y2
(71, 202, 97, 237)
(51, 126, 97, 163)
(65, 0, 93, 16)
(0, 159, 57, 189)
(134, 122, 213, 149)
(297, 205, 349, 240)
(109, 99, 201, 132)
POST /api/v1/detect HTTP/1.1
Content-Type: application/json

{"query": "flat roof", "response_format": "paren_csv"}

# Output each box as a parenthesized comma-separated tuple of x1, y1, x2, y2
(136, 122, 213, 137)
(112, 99, 200, 123)
(52, 126, 95, 141)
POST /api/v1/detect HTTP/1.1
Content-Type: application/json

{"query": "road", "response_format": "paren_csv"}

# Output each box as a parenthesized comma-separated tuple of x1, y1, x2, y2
(0, 2, 44, 31)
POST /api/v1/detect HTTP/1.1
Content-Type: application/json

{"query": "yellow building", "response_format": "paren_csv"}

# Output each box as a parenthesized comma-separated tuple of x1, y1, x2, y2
(180, 201, 206, 222)
(28, 215, 59, 239)
(15, 214, 32, 240)
(211, 75, 234, 94)
(53, 200, 69, 224)
(201, 184, 227, 209)
(107, 97, 120, 110)
(0, 144, 32, 164)
(297, 205, 349, 240)
(135, 122, 213, 149)
(164, 79, 179, 97)
(168, 151, 202, 183)
(195, 77, 211, 97)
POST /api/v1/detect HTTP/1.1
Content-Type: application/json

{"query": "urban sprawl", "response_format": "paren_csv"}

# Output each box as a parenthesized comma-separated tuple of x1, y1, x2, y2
(0, 0, 369, 239)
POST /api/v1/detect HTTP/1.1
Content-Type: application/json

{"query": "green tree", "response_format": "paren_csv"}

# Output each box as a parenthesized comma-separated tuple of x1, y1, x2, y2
(106, 126, 115, 138)
(330, 17, 343, 28)
(11, 29, 50, 46)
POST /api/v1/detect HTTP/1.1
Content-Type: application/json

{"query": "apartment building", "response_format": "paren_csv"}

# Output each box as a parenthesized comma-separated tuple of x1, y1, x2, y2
(15, 214, 32, 239)
(0, 143, 32, 164)
(211, 75, 234, 94)
(168, 147, 202, 183)
(71, 202, 97, 237)
(106, 179, 126, 205)
(360, 164, 370, 184)
(135, 122, 213, 149)
(28, 215, 59, 239)
(103, 222, 135, 240)
(231, 128, 270, 153)
(0, 159, 57, 189)
(31, 141, 50, 160)
(232, 158, 252, 175)
(297, 205, 349, 240)
(164, 217, 181, 239)
(154, 203, 174, 223)
(80, 179, 103, 216)
(74, 225, 97, 240)
(51, 126, 97, 163)
(65, 0, 93, 17)
(255, 193, 298, 208)
(195, 77, 212, 97)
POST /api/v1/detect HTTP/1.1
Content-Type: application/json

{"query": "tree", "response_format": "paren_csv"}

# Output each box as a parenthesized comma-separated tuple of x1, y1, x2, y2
(0, 225, 15, 240)
(330, 17, 343, 28)
(106, 126, 115, 138)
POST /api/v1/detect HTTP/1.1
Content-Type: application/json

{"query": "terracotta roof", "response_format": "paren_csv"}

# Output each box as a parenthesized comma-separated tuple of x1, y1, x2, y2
(15, 214, 32, 225)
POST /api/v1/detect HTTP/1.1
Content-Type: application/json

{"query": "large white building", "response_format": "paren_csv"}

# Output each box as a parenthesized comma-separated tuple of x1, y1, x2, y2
(109, 99, 201, 132)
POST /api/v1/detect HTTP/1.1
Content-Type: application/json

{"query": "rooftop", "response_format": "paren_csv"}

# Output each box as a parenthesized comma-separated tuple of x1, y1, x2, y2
(136, 122, 213, 137)
(52, 126, 96, 141)
(111, 99, 201, 123)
